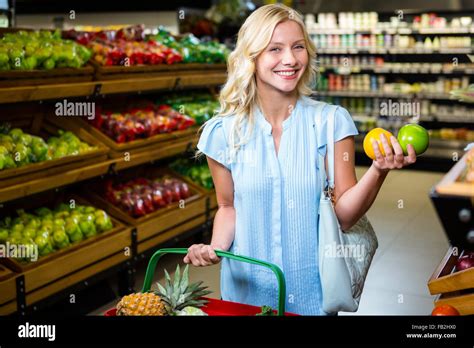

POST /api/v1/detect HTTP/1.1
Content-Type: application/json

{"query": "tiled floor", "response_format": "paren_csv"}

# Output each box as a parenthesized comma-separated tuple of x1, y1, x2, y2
(90, 166, 448, 315)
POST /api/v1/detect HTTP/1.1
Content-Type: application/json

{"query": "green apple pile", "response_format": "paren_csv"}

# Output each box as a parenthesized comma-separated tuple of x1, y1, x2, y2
(158, 92, 220, 125)
(0, 203, 114, 262)
(0, 125, 95, 171)
(170, 158, 213, 190)
(0, 30, 92, 70)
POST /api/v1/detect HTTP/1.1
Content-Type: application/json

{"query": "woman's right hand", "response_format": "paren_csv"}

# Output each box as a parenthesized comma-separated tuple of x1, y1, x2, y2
(183, 244, 221, 267)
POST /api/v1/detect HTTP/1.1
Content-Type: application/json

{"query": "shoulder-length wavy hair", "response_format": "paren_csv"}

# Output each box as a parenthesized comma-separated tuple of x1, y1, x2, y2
(196, 3, 317, 162)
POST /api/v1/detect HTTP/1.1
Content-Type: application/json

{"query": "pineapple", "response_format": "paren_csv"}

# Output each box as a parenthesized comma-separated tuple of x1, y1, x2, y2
(115, 264, 211, 316)
(116, 292, 167, 316)
(155, 264, 211, 316)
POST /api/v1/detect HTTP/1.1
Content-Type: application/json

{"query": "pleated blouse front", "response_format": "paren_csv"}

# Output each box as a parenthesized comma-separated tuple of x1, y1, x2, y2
(197, 96, 358, 315)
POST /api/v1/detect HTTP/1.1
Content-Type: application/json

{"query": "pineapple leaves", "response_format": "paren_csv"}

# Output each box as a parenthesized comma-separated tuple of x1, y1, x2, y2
(156, 282, 167, 296)
(174, 264, 181, 291)
(153, 263, 213, 315)
(181, 265, 190, 294)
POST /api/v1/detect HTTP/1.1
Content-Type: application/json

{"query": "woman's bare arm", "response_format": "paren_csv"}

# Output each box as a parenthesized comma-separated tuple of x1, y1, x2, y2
(183, 156, 236, 266)
(332, 135, 416, 231)
(207, 157, 236, 251)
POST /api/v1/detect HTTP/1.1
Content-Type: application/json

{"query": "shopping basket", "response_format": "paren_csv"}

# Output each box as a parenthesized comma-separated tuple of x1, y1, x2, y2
(105, 247, 297, 316)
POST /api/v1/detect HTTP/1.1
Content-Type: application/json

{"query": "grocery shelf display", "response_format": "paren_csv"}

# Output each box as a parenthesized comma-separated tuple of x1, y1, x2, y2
(310, 10, 474, 165)
(0, 19, 227, 315)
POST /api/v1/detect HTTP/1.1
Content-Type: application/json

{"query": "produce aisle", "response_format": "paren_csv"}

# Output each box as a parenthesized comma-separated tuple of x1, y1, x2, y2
(0, 1, 473, 320)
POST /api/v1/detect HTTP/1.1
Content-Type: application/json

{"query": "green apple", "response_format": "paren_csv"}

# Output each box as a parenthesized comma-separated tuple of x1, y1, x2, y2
(23, 227, 37, 240)
(397, 124, 430, 156)
(0, 227, 9, 243)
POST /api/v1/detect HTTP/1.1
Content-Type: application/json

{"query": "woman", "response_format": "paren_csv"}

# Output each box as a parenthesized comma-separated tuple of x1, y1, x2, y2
(183, 4, 416, 315)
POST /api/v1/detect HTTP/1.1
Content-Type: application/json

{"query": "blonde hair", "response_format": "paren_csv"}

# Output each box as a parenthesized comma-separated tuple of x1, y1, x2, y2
(196, 3, 317, 163)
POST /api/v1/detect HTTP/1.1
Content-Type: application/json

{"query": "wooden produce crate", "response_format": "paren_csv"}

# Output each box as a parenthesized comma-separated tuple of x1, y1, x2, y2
(0, 113, 109, 182)
(84, 167, 207, 243)
(75, 117, 199, 159)
(435, 148, 474, 197)
(428, 247, 474, 315)
(113, 135, 198, 171)
(0, 192, 132, 299)
(0, 264, 18, 315)
(92, 61, 226, 80)
(0, 65, 95, 88)
(435, 291, 474, 316)
(0, 113, 110, 202)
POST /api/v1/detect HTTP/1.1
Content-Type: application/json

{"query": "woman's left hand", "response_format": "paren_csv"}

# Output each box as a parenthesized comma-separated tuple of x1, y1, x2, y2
(371, 134, 417, 172)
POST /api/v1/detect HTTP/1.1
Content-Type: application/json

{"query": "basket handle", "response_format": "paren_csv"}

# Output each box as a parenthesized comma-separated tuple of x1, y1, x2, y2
(142, 248, 287, 316)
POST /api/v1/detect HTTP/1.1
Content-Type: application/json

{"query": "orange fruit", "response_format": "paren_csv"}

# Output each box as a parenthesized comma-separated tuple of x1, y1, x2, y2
(363, 128, 394, 160)
(431, 304, 460, 316)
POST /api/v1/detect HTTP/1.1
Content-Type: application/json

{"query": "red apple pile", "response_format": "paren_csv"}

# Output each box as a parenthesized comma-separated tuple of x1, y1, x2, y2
(65, 25, 183, 66)
(90, 39, 182, 66)
(105, 176, 191, 217)
(91, 105, 196, 143)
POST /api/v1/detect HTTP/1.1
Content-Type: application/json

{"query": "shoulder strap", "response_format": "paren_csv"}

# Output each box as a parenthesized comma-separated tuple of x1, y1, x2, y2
(327, 105, 337, 189)
(314, 104, 338, 192)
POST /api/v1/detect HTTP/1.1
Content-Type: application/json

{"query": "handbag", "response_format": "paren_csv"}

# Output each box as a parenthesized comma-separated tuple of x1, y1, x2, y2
(315, 104, 378, 313)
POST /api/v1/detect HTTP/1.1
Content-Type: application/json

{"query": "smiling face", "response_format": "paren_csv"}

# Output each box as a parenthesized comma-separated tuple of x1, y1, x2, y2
(255, 20, 309, 95)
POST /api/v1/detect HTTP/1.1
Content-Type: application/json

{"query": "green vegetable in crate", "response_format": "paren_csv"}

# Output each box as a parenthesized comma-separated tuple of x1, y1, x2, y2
(31, 136, 48, 161)
(0, 228, 9, 243)
(0, 30, 91, 71)
(0, 203, 114, 262)
(9, 128, 23, 142)
(35, 229, 54, 256)
(22, 226, 37, 240)
(84, 206, 96, 214)
(0, 125, 95, 171)
(35, 207, 52, 218)
(56, 202, 70, 213)
(53, 226, 70, 249)
(11, 222, 24, 235)
(0, 145, 8, 170)
(94, 209, 113, 232)
(7, 233, 22, 245)
(65, 217, 83, 243)
(79, 214, 97, 238)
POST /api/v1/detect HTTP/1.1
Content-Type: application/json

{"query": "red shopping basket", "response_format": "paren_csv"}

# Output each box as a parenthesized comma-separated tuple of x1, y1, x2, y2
(104, 247, 297, 316)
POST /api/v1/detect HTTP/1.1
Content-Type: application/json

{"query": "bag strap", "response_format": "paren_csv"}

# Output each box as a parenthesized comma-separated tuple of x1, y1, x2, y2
(327, 105, 337, 189)
(314, 104, 338, 193)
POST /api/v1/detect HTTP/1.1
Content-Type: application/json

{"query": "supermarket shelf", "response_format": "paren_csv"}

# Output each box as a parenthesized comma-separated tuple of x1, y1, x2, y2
(320, 65, 474, 75)
(316, 48, 473, 55)
(315, 90, 413, 98)
(421, 115, 474, 123)
(352, 113, 474, 124)
(0, 158, 114, 204)
(309, 27, 474, 35)
(0, 135, 199, 203)
(113, 135, 198, 171)
(315, 90, 456, 100)
(0, 70, 227, 104)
